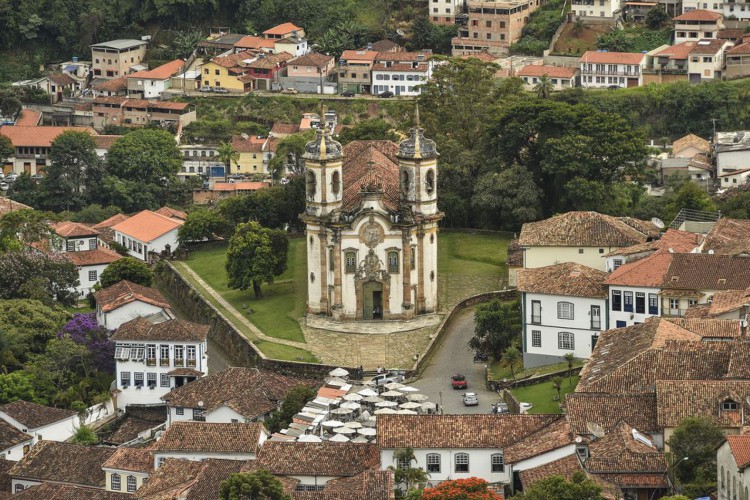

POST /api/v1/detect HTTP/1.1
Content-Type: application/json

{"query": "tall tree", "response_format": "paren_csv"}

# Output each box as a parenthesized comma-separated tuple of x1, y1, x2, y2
(0, 134, 13, 163)
(99, 257, 153, 288)
(534, 75, 554, 99)
(666, 416, 724, 494)
(469, 300, 522, 361)
(178, 208, 227, 244)
(501, 345, 522, 382)
(41, 130, 100, 211)
(217, 141, 240, 181)
(172, 29, 202, 92)
(389, 447, 430, 496)
(268, 131, 315, 179)
(0, 251, 79, 306)
(219, 470, 290, 500)
(106, 130, 182, 184)
(225, 221, 288, 298)
(0, 208, 53, 252)
(264, 385, 316, 433)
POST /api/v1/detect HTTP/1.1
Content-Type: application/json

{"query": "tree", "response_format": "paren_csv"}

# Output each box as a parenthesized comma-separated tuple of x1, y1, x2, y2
(666, 416, 724, 492)
(178, 208, 227, 244)
(501, 345, 522, 382)
(0, 96, 21, 120)
(0, 208, 54, 252)
(268, 131, 315, 179)
(422, 477, 503, 499)
(514, 472, 603, 499)
(534, 75, 554, 99)
(99, 257, 154, 288)
(551, 376, 563, 402)
(390, 447, 430, 496)
(471, 166, 542, 230)
(226, 221, 288, 298)
(217, 141, 240, 181)
(58, 313, 115, 373)
(172, 29, 202, 92)
(666, 181, 716, 220)
(0, 299, 69, 363)
(218, 470, 290, 500)
(0, 251, 79, 306)
(106, 129, 182, 184)
(337, 119, 399, 145)
(264, 385, 316, 433)
(645, 6, 670, 29)
(0, 134, 13, 163)
(563, 353, 576, 388)
(596, 29, 632, 52)
(469, 300, 521, 361)
(41, 130, 99, 211)
(0, 371, 45, 404)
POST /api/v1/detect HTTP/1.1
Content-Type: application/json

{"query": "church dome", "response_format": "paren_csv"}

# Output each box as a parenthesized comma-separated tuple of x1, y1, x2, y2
(303, 129, 342, 161)
(397, 104, 438, 160)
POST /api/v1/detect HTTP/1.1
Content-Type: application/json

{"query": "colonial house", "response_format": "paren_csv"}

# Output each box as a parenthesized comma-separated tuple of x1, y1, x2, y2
(725, 40, 750, 80)
(517, 211, 659, 272)
(9, 441, 117, 493)
(372, 52, 434, 97)
(155, 206, 187, 221)
(51, 221, 122, 297)
(92, 213, 130, 247)
(192, 181, 272, 205)
(90, 39, 148, 79)
(12, 482, 131, 498)
(111, 210, 183, 262)
(688, 38, 731, 81)
(517, 65, 579, 91)
(579, 51, 647, 88)
(283, 53, 336, 94)
(201, 50, 258, 93)
(714, 131, 750, 177)
(0, 125, 96, 175)
(101, 447, 153, 494)
(378, 414, 562, 487)
(111, 317, 209, 410)
(673, 9, 724, 44)
(179, 143, 220, 178)
(126, 59, 184, 99)
(0, 421, 33, 461)
(91, 76, 128, 97)
(230, 134, 276, 174)
(162, 367, 317, 427)
(152, 422, 268, 467)
(0, 400, 78, 445)
(503, 417, 579, 484)
(518, 263, 609, 367)
(132, 458, 243, 499)
(338, 50, 378, 95)
(717, 435, 750, 500)
(94, 280, 173, 329)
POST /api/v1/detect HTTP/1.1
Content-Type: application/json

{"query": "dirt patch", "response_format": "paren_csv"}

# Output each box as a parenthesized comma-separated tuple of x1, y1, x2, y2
(553, 22, 612, 56)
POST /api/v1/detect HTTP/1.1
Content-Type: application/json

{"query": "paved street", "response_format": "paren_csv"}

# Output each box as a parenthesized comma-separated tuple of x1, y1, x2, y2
(411, 308, 502, 414)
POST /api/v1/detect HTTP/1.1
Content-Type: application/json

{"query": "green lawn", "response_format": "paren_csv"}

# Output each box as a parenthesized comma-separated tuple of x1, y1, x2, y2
(490, 359, 584, 381)
(255, 340, 318, 363)
(512, 376, 579, 414)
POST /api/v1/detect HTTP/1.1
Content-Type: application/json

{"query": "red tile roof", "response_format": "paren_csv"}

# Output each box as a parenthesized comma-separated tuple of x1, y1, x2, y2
(263, 23, 303, 36)
(92, 135, 122, 150)
(655, 41, 697, 60)
(135, 459, 203, 498)
(517, 262, 608, 298)
(519, 211, 658, 248)
(672, 133, 710, 154)
(128, 59, 184, 80)
(209, 50, 258, 69)
(0, 198, 31, 215)
(231, 134, 264, 153)
(375, 52, 432, 62)
(210, 181, 270, 191)
(342, 140, 401, 211)
(565, 393, 659, 435)
(9, 441, 116, 488)
(101, 447, 153, 473)
(112, 317, 209, 342)
(690, 39, 727, 54)
(111, 209, 183, 243)
(53, 221, 99, 238)
(65, 247, 123, 266)
(94, 279, 171, 312)
(704, 218, 750, 255)
(580, 51, 646, 65)
(234, 36, 277, 50)
(92, 76, 127, 92)
(245, 442, 380, 477)
(667, 317, 743, 338)
(155, 206, 187, 220)
(14, 109, 42, 126)
(656, 380, 750, 428)
(92, 213, 130, 229)
(504, 417, 575, 463)
(674, 9, 723, 21)
(728, 41, 750, 55)
(153, 422, 266, 454)
(340, 50, 378, 62)
(0, 125, 96, 148)
(727, 435, 750, 469)
(290, 52, 334, 68)
(585, 421, 667, 476)
(270, 123, 300, 135)
(605, 228, 701, 257)
(248, 52, 294, 69)
(0, 420, 32, 452)
(604, 251, 672, 287)
(12, 483, 131, 499)
(518, 65, 579, 78)
(0, 400, 77, 428)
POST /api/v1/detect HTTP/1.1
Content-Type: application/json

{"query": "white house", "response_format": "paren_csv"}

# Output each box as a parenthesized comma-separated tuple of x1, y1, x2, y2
(0, 421, 33, 461)
(179, 144, 220, 178)
(580, 51, 647, 88)
(688, 39, 731, 81)
(518, 211, 659, 272)
(673, 9, 724, 44)
(0, 400, 78, 444)
(101, 447, 153, 494)
(571, 0, 623, 18)
(606, 252, 671, 328)
(94, 280, 173, 329)
(152, 422, 267, 468)
(111, 317, 209, 411)
(517, 262, 609, 368)
(714, 131, 750, 177)
(718, 435, 750, 500)
(719, 167, 750, 187)
(162, 367, 317, 427)
(377, 414, 562, 487)
(372, 52, 434, 96)
(126, 59, 184, 99)
(517, 65, 579, 91)
(111, 210, 183, 262)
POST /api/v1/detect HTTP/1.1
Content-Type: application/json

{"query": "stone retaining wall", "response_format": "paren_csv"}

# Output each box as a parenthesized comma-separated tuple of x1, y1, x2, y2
(502, 389, 521, 414)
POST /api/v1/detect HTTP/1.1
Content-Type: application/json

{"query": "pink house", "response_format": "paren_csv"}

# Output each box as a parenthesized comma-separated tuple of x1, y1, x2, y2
(286, 52, 335, 78)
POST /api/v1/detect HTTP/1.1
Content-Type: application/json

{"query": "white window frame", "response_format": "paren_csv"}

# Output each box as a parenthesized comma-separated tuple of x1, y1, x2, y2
(491, 453, 504, 473)
(134, 372, 144, 387)
(558, 332, 575, 350)
(531, 330, 541, 348)
(557, 302, 574, 320)
(88, 270, 98, 282)
(160, 374, 170, 387)
(455, 453, 469, 473)
(127, 475, 137, 493)
(426, 453, 441, 473)
(111, 473, 121, 491)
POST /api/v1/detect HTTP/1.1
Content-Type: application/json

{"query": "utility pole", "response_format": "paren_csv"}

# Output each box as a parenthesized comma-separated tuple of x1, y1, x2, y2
(711, 117, 717, 141)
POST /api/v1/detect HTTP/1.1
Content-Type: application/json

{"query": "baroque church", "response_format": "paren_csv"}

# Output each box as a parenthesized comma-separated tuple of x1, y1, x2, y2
(300, 109, 443, 321)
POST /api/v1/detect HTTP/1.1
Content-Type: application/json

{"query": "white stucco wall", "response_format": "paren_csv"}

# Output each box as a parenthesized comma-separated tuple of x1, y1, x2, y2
(75, 263, 109, 298)
(115, 228, 180, 261)
(717, 440, 750, 500)
(511, 444, 577, 472)
(607, 285, 661, 328)
(0, 412, 78, 444)
(98, 301, 167, 330)
(524, 246, 616, 271)
(380, 448, 510, 485)
(0, 440, 32, 461)
(717, 150, 750, 175)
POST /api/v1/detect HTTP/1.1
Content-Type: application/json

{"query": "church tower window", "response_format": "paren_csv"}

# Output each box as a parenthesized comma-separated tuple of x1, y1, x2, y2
(425, 169, 435, 194)
(306, 171, 316, 198)
(329, 248, 334, 271)
(332, 170, 341, 195)
(345, 252, 357, 273)
(410, 248, 416, 269)
(388, 251, 400, 273)
(401, 170, 410, 194)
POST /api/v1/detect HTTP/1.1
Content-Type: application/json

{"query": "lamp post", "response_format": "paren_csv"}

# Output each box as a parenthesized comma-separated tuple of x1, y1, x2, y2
(667, 456, 688, 495)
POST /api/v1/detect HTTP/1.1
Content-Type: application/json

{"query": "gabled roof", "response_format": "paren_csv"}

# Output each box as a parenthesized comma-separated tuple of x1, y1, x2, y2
(604, 228, 701, 257)
(604, 251, 672, 287)
(231, 134, 263, 153)
(726, 435, 750, 470)
(377, 414, 560, 449)
(672, 133, 710, 154)
(0, 198, 31, 215)
(247, 52, 294, 69)
(565, 393, 659, 435)
(244, 442, 380, 477)
(580, 51, 647, 64)
(0, 400, 77, 429)
(12, 483, 131, 499)
(674, 9, 723, 21)
(504, 417, 575, 463)
(92, 76, 127, 92)
(728, 41, 750, 55)
(270, 123, 300, 135)
(690, 39, 727, 54)
(656, 380, 750, 428)
(53, 221, 99, 238)
(0, 420, 32, 452)
(155, 206, 187, 220)
(667, 317, 744, 338)
(234, 36, 276, 50)
(519, 212, 657, 247)
(208, 50, 258, 69)
(128, 59, 184, 80)
(111, 209, 183, 243)
(660, 253, 750, 291)
(112, 317, 209, 342)
(161, 367, 317, 420)
(92, 135, 122, 150)
(152, 422, 266, 454)
(9, 441, 116, 488)
(0, 126, 96, 148)
(184, 459, 245, 500)
(341, 140, 401, 212)
(518, 65, 579, 78)
(517, 262, 608, 298)
(704, 218, 750, 255)
(370, 40, 399, 52)
(654, 41, 697, 60)
(49, 73, 77, 86)
(14, 108, 42, 126)
(94, 280, 171, 313)
(92, 213, 130, 229)
(263, 22, 303, 36)
(135, 459, 203, 499)
(101, 447, 153, 473)
(519, 454, 585, 489)
(290, 52, 334, 68)
(64, 247, 122, 267)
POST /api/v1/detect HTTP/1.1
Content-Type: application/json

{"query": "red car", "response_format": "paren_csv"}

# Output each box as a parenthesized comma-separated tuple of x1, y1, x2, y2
(451, 374, 467, 390)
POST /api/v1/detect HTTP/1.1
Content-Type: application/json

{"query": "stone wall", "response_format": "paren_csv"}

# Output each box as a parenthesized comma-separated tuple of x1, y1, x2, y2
(502, 389, 521, 414)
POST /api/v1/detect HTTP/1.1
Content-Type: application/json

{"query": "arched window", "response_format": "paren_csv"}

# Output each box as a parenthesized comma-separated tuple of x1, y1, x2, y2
(306, 171, 316, 198)
(455, 453, 469, 473)
(557, 302, 574, 320)
(332, 170, 341, 195)
(111, 473, 121, 491)
(127, 476, 137, 493)
(426, 453, 441, 473)
(558, 332, 574, 350)
(722, 466, 725, 489)
(388, 251, 399, 273)
(425, 169, 435, 193)
(491, 453, 504, 473)
(401, 170, 410, 194)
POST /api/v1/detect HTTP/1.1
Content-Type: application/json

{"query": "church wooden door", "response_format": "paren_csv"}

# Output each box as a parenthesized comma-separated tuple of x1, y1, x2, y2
(363, 281, 383, 320)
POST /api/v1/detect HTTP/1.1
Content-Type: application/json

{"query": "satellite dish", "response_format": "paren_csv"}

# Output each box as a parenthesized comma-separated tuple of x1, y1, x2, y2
(198, 401, 204, 407)
(651, 217, 665, 229)
(396, 29, 406, 37)
(586, 422, 605, 438)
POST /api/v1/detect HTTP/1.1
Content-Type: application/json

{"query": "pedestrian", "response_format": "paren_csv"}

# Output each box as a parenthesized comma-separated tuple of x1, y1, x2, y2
(377, 366, 383, 375)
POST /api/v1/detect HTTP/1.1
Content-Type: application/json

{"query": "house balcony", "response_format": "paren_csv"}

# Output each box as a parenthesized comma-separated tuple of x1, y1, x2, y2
(581, 69, 640, 76)
(146, 358, 156, 366)
(175, 359, 184, 367)
(160, 358, 170, 367)
(644, 66, 687, 74)
(663, 308, 689, 318)
(187, 359, 197, 367)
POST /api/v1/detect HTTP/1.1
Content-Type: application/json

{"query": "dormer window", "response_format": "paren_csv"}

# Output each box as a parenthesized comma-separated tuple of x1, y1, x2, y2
(576, 445, 589, 459)
(722, 400, 738, 411)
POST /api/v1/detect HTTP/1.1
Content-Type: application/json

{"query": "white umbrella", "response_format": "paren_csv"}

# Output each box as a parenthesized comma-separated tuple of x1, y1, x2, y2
(341, 402, 361, 410)
(375, 400, 398, 408)
(400, 402, 423, 410)
(420, 402, 437, 410)
(360, 410, 372, 421)
(396, 409, 418, 415)
(343, 421, 363, 429)
(381, 391, 404, 398)
(331, 407, 354, 415)
(351, 436, 370, 443)
(329, 367, 350, 378)
(363, 396, 384, 404)
(297, 434, 322, 443)
(357, 427, 377, 436)
(334, 426, 356, 434)
(321, 420, 344, 428)
(398, 386, 420, 393)
(361, 418, 377, 427)
(358, 388, 378, 397)
(329, 433, 350, 442)
(374, 408, 398, 415)
(343, 393, 363, 401)
(326, 377, 347, 386)
(384, 382, 404, 390)
(407, 393, 429, 402)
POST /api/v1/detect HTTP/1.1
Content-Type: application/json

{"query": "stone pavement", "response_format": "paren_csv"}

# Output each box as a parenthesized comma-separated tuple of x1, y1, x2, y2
(305, 314, 442, 333)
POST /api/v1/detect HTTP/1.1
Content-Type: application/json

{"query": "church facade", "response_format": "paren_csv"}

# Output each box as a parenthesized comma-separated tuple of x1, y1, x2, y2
(300, 113, 443, 321)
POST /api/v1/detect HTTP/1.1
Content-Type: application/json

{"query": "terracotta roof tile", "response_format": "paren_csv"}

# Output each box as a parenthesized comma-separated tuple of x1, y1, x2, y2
(0, 420, 32, 452)
(604, 228, 701, 257)
(263, 23, 303, 36)
(135, 459, 203, 499)
(375, 52, 432, 62)
(519, 455, 584, 488)
(210, 181, 270, 191)
(655, 41, 697, 60)
(234, 36, 277, 50)
(690, 39, 727, 54)
(0, 125, 96, 148)
(342, 140, 400, 212)
(657, 380, 750, 428)
(153, 422, 265, 454)
(674, 9, 723, 21)
(728, 41, 750, 55)
(270, 123, 300, 135)
(94, 280, 170, 313)
(101, 447, 153, 473)
(0, 400, 76, 429)
(9, 441, 116, 487)
(666, 317, 743, 337)
(704, 218, 750, 255)
(340, 50, 378, 62)
(719, 28, 745, 40)
(92, 213, 130, 229)
(14, 109, 41, 126)
(372, 62, 430, 72)
(155, 206, 187, 220)
(518, 65, 579, 78)
(594, 472, 669, 488)
(231, 134, 264, 153)
(103, 407, 166, 446)
(128, 59, 184, 80)
(166, 368, 203, 377)
(248, 52, 294, 69)
(603, 252, 672, 287)
(519, 212, 657, 247)
(377, 414, 560, 449)
(504, 417, 574, 463)
(111, 209, 183, 243)
(580, 51, 646, 64)
(673, 133, 710, 154)
(585, 422, 667, 475)
(162, 367, 317, 420)
(660, 254, 750, 291)
(291, 470, 394, 499)
(65, 247, 122, 266)
(507, 239, 523, 267)
(112, 317, 209, 342)
(244, 442, 380, 476)
(458, 52, 498, 62)
(53, 221, 99, 238)
(370, 40, 399, 52)
(208, 50, 258, 69)
(727, 435, 750, 469)
(92, 76, 127, 92)
(565, 393, 659, 435)
(0, 198, 31, 215)
(517, 262, 608, 298)
(290, 53, 334, 68)
(12, 483, 131, 499)
(92, 135, 122, 150)
(184, 459, 244, 500)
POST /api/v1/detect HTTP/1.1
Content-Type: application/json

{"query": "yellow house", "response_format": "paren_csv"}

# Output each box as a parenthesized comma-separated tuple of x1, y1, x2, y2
(201, 50, 256, 92)
(231, 135, 265, 174)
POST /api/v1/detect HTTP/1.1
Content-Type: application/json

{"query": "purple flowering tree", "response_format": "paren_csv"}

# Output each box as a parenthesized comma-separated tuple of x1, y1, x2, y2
(58, 313, 115, 373)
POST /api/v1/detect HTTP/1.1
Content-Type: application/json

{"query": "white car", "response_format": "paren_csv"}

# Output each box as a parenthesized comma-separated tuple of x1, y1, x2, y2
(519, 402, 533, 414)
(0, 182, 8, 191)
(463, 393, 479, 406)
(370, 371, 404, 387)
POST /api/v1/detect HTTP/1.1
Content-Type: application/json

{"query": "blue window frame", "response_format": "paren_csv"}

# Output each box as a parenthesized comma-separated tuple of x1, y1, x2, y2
(648, 294, 658, 315)
(623, 292, 633, 312)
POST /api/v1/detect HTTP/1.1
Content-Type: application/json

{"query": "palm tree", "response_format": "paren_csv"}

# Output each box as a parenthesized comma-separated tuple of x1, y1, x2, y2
(217, 141, 239, 181)
(502, 346, 522, 383)
(389, 447, 429, 495)
(563, 352, 576, 388)
(172, 30, 203, 94)
(551, 376, 563, 402)
(534, 75, 554, 99)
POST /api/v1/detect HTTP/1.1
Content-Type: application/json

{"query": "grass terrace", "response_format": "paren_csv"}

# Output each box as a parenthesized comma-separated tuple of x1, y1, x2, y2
(512, 375, 580, 414)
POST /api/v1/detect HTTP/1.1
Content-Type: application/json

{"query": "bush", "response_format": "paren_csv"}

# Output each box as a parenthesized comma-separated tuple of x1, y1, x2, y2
(510, 0, 566, 56)
(71, 424, 98, 445)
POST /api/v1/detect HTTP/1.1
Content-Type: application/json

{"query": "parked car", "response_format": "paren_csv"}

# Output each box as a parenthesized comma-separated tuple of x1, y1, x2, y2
(490, 402, 509, 414)
(199, 86, 213, 93)
(463, 392, 479, 406)
(0, 182, 8, 191)
(378, 91, 394, 98)
(451, 374, 467, 390)
(213, 87, 229, 94)
(281, 88, 298, 94)
(4, 173, 17, 182)
(342, 90, 355, 97)
(30, 174, 44, 181)
(370, 370, 405, 387)
(519, 402, 533, 414)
